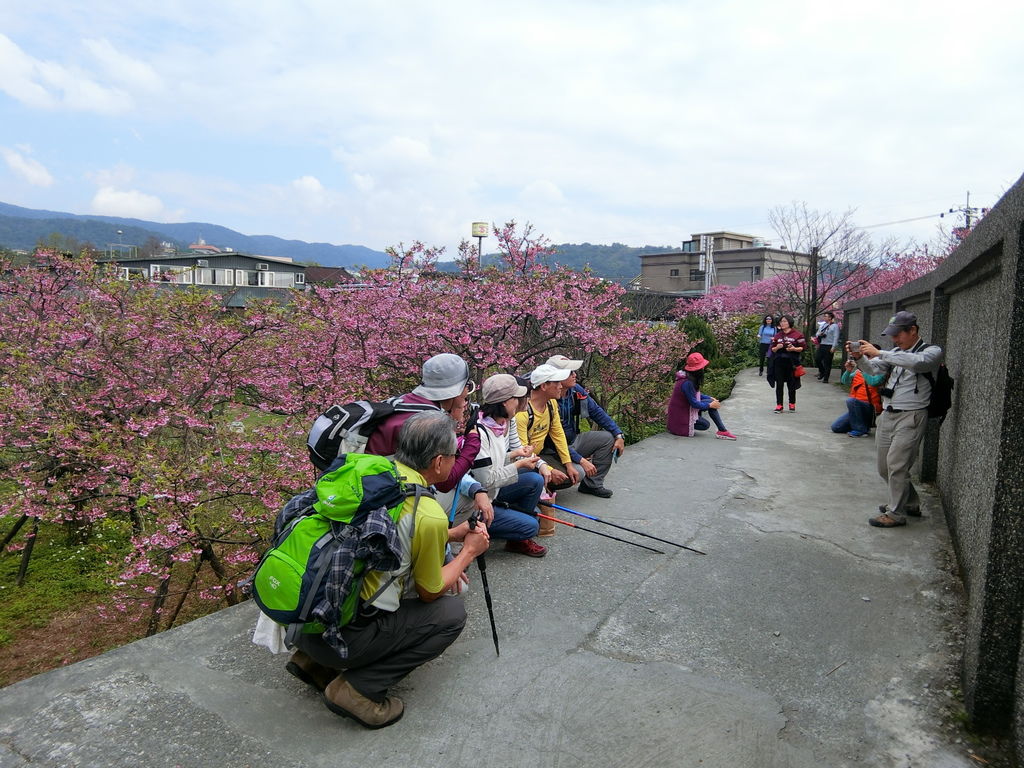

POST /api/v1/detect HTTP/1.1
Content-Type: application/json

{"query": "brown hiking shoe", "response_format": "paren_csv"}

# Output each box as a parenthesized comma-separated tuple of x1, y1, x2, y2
(286, 650, 336, 692)
(322, 676, 405, 729)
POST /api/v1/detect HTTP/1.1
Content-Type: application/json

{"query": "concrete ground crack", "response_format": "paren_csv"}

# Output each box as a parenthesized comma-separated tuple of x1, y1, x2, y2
(738, 518, 900, 565)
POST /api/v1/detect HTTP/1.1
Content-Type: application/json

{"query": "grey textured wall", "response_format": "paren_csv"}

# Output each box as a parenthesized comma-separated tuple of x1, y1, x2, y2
(843, 172, 1024, 753)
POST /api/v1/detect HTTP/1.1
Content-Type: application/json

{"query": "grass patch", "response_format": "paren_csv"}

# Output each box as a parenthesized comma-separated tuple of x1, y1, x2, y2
(0, 517, 132, 647)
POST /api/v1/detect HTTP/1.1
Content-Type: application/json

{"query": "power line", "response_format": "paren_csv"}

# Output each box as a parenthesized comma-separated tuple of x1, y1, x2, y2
(857, 213, 945, 230)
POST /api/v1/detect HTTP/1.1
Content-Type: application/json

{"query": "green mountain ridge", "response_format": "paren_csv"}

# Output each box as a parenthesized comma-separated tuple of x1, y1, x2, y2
(0, 201, 676, 279)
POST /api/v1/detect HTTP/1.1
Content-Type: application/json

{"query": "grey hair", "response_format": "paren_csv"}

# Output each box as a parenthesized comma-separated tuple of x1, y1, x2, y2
(395, 410, 457, 471)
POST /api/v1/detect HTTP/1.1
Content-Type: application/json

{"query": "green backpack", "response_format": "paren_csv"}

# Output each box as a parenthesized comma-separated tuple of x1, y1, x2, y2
(251, 454, 432, 646)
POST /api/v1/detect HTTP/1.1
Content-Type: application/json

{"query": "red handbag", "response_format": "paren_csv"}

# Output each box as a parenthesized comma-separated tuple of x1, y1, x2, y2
(794, 364, 806, 377)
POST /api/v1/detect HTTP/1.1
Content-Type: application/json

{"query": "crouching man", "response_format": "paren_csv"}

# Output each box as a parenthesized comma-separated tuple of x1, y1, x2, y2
(289, 410, 490, 728)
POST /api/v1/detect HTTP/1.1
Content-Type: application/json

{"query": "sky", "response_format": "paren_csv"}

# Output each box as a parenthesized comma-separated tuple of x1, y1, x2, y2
(1, 1, 1022, 257)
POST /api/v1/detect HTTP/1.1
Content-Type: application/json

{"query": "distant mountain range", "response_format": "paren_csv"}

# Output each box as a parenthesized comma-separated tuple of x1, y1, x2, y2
(0, 201, 390, 268)
(0, 201, 676, 279)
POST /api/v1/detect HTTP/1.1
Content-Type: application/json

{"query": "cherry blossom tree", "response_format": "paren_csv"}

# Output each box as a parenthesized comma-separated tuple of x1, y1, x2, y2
(2, 224, 691, 636)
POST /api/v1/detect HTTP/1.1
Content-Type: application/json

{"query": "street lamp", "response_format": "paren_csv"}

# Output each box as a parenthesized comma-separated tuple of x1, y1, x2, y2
(471, 222, 489, 264)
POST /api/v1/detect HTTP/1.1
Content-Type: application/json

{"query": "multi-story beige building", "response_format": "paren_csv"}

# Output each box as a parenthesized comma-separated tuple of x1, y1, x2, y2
(637, 231, 811, 296)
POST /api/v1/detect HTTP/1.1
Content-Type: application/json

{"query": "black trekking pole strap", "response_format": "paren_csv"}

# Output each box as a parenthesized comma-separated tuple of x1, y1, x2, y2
(539, 501, 706, 555)
(537, 513, 664, 554)
(468, 511, 499, 656)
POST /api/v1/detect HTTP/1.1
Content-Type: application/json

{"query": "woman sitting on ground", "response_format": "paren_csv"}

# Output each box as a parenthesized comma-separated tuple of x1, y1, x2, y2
(666, 352, 737, 440)
(451, 374, 548, 557)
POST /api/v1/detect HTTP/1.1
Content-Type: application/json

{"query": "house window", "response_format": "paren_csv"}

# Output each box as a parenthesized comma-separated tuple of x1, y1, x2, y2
(121, 267, 147, 280)
(151, 265, 192, 284)
(294, 273, 305, 285)
(261, 271, 295, 288)
(669, 269, 680, 277)
(234, 270, 296, 288)
(753, 266, 761, 276)
(690, 269, 706, 281)
(195, 268, 235, 286)
(236, 269, 261, 286)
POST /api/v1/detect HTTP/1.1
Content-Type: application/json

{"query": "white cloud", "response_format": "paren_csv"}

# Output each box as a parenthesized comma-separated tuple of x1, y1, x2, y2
(2, 1, 1022, 252)
(91, 186, 170, 220)
(0, 33, 56, 108)
(1, 147, 53, 187)
(519, 180, 565, 206)
(289, 175, 332, 212)
(0, 33, 130, 114)
(82, 38, 162, 92)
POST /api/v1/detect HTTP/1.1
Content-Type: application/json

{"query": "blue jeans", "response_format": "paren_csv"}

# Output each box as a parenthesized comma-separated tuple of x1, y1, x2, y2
(694, 408, 727, 432)
(831, 397, 874, 434)
(488, 504, 540, 541)
(495, 469, 545, 515)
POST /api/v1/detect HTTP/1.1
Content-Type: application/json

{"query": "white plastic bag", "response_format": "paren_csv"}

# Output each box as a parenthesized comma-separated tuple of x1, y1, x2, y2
(252, 611, 289, 654)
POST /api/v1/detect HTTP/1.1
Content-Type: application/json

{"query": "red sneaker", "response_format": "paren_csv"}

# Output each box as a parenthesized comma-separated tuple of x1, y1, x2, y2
(505, 538, 548, 558)
(788, 403, 796, 411)
(774, 405, 783, 413)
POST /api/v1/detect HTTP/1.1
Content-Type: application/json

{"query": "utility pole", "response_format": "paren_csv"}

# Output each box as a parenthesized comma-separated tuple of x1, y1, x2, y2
(942, 191, 987, 233)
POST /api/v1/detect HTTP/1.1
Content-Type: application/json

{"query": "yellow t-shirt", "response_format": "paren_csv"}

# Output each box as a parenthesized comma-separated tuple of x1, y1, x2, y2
(515, 399, 573, 465)
(360, 463, 448, 610)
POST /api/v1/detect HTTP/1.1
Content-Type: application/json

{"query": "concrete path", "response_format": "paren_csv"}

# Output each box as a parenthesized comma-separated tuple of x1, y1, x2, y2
(0, 369, 977, 767)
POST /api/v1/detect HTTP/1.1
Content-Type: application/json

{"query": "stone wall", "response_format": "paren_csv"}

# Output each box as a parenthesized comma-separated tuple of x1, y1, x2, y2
(843, 172, 1024, 752)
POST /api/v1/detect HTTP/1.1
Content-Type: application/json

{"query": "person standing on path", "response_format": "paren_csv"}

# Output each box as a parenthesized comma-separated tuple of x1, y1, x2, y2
(815, 311, 841, 382)
(769, 315, 805, 412)
(847, 310, 943, 528)
(757, 315, 776, 377)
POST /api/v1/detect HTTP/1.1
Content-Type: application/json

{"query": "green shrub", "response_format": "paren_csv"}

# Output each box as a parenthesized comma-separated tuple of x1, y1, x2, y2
(678, 315, 718, 361)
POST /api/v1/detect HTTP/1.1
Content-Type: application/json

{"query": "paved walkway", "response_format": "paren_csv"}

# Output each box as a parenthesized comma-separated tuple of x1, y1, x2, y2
(0, 369, 979, 767)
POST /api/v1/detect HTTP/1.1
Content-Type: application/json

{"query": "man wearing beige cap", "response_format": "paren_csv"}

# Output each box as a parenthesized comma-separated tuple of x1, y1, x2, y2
(545, 355, 624, 499)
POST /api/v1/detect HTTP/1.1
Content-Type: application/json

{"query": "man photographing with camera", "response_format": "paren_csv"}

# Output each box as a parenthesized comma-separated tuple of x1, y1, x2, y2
(846, 311, 943, 529)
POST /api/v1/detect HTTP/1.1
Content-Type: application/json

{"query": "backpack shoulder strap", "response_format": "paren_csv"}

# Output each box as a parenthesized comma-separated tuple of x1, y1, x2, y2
(360, 484, 435, 608)
(917, 343, 937, 385)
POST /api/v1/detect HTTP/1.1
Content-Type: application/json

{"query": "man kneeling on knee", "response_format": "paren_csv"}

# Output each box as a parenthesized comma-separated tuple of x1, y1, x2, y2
(288, 410, 490, 728)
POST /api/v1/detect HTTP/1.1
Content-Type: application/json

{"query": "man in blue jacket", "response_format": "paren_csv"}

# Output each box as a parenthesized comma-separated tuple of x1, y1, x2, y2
(545, 355, 625, 499)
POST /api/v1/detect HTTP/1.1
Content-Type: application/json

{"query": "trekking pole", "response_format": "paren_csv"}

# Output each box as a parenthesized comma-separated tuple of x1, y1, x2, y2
(539, 501, 706, 555)
(537, 513, 664, 554)
(468, 512, 499, 656)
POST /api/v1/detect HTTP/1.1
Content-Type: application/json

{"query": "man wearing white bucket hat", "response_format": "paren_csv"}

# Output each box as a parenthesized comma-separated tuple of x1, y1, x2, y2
(545, 354, 624, 499)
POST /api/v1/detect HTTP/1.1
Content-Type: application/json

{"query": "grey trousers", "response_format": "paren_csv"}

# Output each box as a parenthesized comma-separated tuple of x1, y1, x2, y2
(875, 408, 928, 522)
(542, 430, 615, 491)
(296, 596, 466, 702)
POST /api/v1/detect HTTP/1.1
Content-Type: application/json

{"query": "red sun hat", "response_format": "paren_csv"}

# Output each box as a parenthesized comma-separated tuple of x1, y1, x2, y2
(684, 352, 710, 371)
